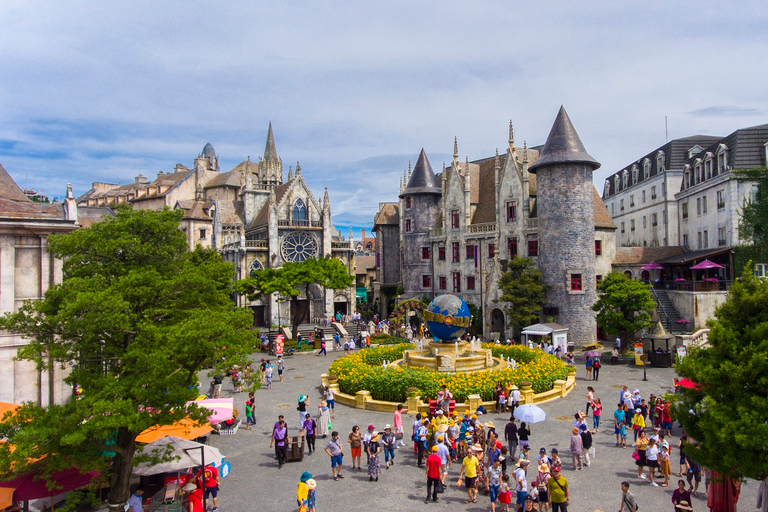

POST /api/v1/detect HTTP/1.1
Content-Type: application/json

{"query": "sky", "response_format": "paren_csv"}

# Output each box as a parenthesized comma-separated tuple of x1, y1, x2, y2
(1, 1, 767, 238)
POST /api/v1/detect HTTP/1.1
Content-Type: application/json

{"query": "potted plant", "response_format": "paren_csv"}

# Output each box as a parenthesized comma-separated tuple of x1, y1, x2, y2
(406, 386, 420, 398)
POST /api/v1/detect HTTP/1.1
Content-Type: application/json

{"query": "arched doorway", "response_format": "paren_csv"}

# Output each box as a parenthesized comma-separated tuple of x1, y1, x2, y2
(624, 270, 633, 279)
(490, 308, 505, 335)
(641, 270, 650, 281)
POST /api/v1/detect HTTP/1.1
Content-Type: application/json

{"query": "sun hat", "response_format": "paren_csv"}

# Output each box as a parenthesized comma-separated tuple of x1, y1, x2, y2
(182, 482, 197, 492)
(300, 471, 313, 482)
(320, 400, 327, 407)
(511, 385, 518, 390)
(676, 500, 693, 511)
(538, 462, 550, 473)
(516, 459, 530, 467)
(306, 479, 316, 490)
(572, 427, 579, 434)
(384, 424, 392, 430)
(485, 421, 495, 429)
(371, 432, 381, 442)
(299, 395, 307, 402)
(472, 443, 483, 452)
(437, 424, 449, 433)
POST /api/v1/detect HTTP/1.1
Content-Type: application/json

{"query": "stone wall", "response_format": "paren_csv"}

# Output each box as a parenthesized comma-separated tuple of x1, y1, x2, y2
(536, 164, 597, 346)
(667, 290, 727, 330)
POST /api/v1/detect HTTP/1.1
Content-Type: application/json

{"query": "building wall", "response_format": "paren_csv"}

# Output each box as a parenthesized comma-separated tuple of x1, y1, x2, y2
(667, 290, 728, 330)
(536, 163, 597, 346)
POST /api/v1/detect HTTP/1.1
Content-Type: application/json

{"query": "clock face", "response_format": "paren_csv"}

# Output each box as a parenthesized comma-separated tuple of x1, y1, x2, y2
(281, 231, 318, 262)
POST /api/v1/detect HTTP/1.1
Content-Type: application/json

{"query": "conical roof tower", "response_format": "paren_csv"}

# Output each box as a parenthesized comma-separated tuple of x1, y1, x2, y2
(529, 106, 600, 173)
(264, 121, 278, 163)
(399, 149, 441, 198)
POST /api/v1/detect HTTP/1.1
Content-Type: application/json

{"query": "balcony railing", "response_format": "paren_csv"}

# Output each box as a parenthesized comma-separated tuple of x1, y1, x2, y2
(278, 219, 323, 228)
(332, 241, 352, 250)
(246, 240, 268, 248)
(467, 222, 497, 234)
(525, 218, 538, 229)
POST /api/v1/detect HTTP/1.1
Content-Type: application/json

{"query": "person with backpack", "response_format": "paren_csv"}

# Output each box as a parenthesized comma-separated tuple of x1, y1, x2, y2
(593, 357, 601, 381)
(618, 481, 638, 511)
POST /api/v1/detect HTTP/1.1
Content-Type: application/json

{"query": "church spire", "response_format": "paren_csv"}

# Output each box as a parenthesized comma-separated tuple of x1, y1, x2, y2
(323, 188, 331, 212)
(296, 162, 302, 176)
(453, 136, 459, 167)
(264, 121, 278, 162)
(508, 120, 514, 149)
(287, 165, 293, 181)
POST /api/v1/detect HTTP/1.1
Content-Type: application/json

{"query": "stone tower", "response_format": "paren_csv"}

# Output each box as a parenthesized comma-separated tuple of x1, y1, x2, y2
(399, 149, 442, 299)
(529, 106, 600, 346)
(258, 121, 283, 186)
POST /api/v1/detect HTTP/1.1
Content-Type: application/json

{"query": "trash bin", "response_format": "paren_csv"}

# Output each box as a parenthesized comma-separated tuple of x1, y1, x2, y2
(314, 336, 323, 349)
(285, 435, 305, 462)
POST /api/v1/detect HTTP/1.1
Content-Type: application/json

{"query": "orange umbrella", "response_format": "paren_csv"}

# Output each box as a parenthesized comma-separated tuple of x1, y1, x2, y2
(136, 419, 213, 444)
(0, 402, 20, 421)
(0, 487, 13, 509)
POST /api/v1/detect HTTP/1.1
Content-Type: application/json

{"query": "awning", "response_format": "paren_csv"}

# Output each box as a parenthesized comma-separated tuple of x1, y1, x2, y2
(0, 468, 99, 501)
(185, 398, 234, 426)
(521, 330, 552, 336)
(521, 323, 555, 336)
(136, 419, 213, 444)
(656, 247, 732, 265)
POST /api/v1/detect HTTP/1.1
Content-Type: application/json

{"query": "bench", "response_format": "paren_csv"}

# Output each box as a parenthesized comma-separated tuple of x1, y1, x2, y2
(428, 399, 456, 415)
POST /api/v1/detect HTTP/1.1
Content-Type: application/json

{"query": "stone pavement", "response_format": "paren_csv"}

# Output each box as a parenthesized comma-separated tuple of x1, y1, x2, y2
(204, 349, 758, 512)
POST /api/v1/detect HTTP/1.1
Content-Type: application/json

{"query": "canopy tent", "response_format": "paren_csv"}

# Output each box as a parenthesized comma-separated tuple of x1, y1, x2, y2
(640, 261, 665, 270)
(136, 419, 213, 444)
(690, 259, 725, 270)
(0, 468, 99, 501)
(185, 398, 234, 426)
(133, 436, 224, 476)
(521, 323, 568, 352)
(0, 487, 13, 509)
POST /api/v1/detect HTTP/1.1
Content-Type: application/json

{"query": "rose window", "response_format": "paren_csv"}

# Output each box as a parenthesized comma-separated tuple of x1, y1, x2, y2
(281, 232, 318, 262)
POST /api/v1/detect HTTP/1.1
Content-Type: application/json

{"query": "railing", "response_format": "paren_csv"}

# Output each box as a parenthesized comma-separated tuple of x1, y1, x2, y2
(246, 240, 268, 248)
(690, 328, 710, 347)
(467, 222, 497, 234)
(650, 288, 673, 333)
(668, 280, 732, 292)
(525, 218, 538, 229)
(277, 219, 323, 228)
(332, 241, 352, 250)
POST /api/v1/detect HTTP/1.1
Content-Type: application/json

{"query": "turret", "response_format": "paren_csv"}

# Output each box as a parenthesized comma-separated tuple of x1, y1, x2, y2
(529, 106, 600, 346)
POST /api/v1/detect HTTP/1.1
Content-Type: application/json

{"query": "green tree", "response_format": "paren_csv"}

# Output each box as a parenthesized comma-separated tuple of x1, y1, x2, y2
(0, 209, 256, 512)
(497, 257, 550, 332)
(236, 256, 354, 335)
(668, 265, 768, 481)
(734, 168, 768, 275)
(592, 271, 655, 343)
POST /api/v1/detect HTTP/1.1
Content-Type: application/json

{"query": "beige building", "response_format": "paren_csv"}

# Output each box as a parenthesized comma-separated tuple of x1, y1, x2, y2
(0, 164, 112, 405)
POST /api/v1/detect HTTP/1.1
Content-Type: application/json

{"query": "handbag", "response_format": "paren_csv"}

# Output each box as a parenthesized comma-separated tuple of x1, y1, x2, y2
(395, 432, 404, 440)
(631, 450, 640, 461)
(436, 480, 445, 493)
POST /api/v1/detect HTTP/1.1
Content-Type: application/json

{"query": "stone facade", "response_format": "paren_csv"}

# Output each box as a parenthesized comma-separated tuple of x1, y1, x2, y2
(0, 166, 112, 405)
(77, 124, 355, 328)
(373, 111, 616, 344)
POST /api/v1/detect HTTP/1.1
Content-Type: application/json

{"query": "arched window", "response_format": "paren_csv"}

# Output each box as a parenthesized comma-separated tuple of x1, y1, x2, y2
(249, 259, 263, 277)
(293, 199, 308, 222)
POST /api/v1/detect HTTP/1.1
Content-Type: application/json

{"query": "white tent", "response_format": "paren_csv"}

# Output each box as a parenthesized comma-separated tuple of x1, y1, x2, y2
(521, 323, 568, 352)
(133, 436, 225, 476)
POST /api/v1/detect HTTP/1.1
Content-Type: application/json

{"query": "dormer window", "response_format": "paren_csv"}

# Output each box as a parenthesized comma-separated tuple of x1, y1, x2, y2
(705, 153, 714, 179)
(632, 165, 639, 184)
(604, 180, 610, 197)
(622, 170, 628, 189)
(643, 159, 651, 180)
(614, 175, 620, 191)
(656, 151, 665, 173)
(716, 144, 729, 175)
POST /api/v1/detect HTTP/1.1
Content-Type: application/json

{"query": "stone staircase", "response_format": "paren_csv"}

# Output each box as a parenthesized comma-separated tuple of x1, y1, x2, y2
(651, 288, 688, 334)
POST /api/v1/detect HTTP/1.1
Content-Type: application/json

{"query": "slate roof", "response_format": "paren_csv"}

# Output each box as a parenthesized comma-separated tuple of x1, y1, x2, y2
(176, 200, 214, 221)
(613, 246, 685, 265)
(655, 246, 733, 265)
(205, 169, 242, 189)
(399, 149, 441, 197)
(372, 202, 399, 228)
(593, 187, 616, 229)
(131, 170, 194, 202)
(247, 180, 292, 230)
(77, 206, 115, 227)
(603, 135, 722, 197)
(529, 106, 600, 172)
(0, 163, 68, 220)
(354, 255, 376, 274)
(216, 200, 245, 226)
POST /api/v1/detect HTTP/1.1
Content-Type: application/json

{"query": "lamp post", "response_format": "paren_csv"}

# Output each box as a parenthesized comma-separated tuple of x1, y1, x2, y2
(184, 446, 207, 511)
(641, 354, 648, 382)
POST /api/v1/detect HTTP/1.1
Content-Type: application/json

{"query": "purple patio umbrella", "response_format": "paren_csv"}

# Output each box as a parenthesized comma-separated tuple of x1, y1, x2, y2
(640, 261, 665, 270)
(690, 259, 724, 270)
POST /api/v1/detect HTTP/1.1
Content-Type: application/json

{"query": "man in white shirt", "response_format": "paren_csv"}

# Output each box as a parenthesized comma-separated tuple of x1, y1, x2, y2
(435, 436, 451, 484)
(514, 460, 529, 506)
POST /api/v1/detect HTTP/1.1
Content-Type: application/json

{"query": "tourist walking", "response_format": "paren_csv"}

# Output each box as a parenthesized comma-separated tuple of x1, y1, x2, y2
(245, 396, 255, 430)
(381, 425, 396, 469)
(324, 431, 345, 481)
(348, 426, 363, 470)
(504, 416, 518, 460)
(569, 427, 583, 471)
(591, 398, 602, 431)
(300, 413, 317, 455)
(394, 403, 408, 447)
(367, 431, 381, 481)
(297, 395, 309, 425)
(592, 356, 601, 381)
(316, 400, 331, 438)
(579, 424, 593, 467)
(535, 462, 551, 512)
(671, 479, 692, 512)
(305, 478, 316, 512)
(297, 472, 312, 511)
(518, 421, 531, 451)
(509, 385, 521, 416)
(425, 445, 442, 503)
(619, 481, 638, 511)
(585, 357, 593, 380)
(583, 386, 594, 417)
(487, 457, 503, 512)
(416, 419, 429, 467)
(436, 435, 451, 483)
(547, 466, 569, 512)
(458, 444, 480, 504)
(514, 459, 529, 507)
(614, 403, 627, 447)
(635, 431, 649, 480)
(276, 355, 284, 382)
(322, 386, 335, 419)
(270, 417, 288, 468)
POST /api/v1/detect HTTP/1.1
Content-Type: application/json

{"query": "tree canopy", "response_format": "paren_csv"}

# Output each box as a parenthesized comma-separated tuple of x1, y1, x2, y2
(669, 266, 768, 481)
(592, 271, 655, 341)
(734, 168, 768, 275)
(235, 256, 354, 334)
(0, 208, 256, 511)
(497, 257, 550, 332)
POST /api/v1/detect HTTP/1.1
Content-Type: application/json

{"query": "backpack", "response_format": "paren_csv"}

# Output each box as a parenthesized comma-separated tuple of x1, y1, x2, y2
(594, 359, 601, 369)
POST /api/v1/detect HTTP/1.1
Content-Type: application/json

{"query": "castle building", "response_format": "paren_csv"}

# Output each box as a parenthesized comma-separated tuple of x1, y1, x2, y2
(78, 124, 355, 328)
(373, 108, 616, 345)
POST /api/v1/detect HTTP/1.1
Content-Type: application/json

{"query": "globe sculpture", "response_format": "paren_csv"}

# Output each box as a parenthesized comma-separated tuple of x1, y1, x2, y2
(424, 294, 472, 342)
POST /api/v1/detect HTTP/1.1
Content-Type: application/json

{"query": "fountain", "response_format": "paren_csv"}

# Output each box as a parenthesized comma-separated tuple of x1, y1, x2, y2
(401, 294, 500, 373)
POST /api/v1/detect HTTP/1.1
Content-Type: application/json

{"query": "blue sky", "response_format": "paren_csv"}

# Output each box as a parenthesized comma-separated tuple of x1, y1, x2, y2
(1, 1, 766, 238)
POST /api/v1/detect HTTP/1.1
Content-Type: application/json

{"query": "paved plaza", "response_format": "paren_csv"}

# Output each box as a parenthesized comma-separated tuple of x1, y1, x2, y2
(205, 349, 758, 512)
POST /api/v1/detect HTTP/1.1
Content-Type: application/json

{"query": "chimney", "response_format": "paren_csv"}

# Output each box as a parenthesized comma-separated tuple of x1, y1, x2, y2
(135, 174, 148, 184)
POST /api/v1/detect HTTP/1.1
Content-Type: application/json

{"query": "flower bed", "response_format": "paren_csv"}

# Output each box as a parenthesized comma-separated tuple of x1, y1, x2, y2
(369, 334, 409, 345)
(328, 343, 569, 403)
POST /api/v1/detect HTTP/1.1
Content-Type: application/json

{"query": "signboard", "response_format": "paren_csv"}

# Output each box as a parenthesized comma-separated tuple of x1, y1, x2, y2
(676, 345, 687, 362)
(634, 342, 644, 366)
(275, 334, 284, 355)
(220, 461, 231, 478)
